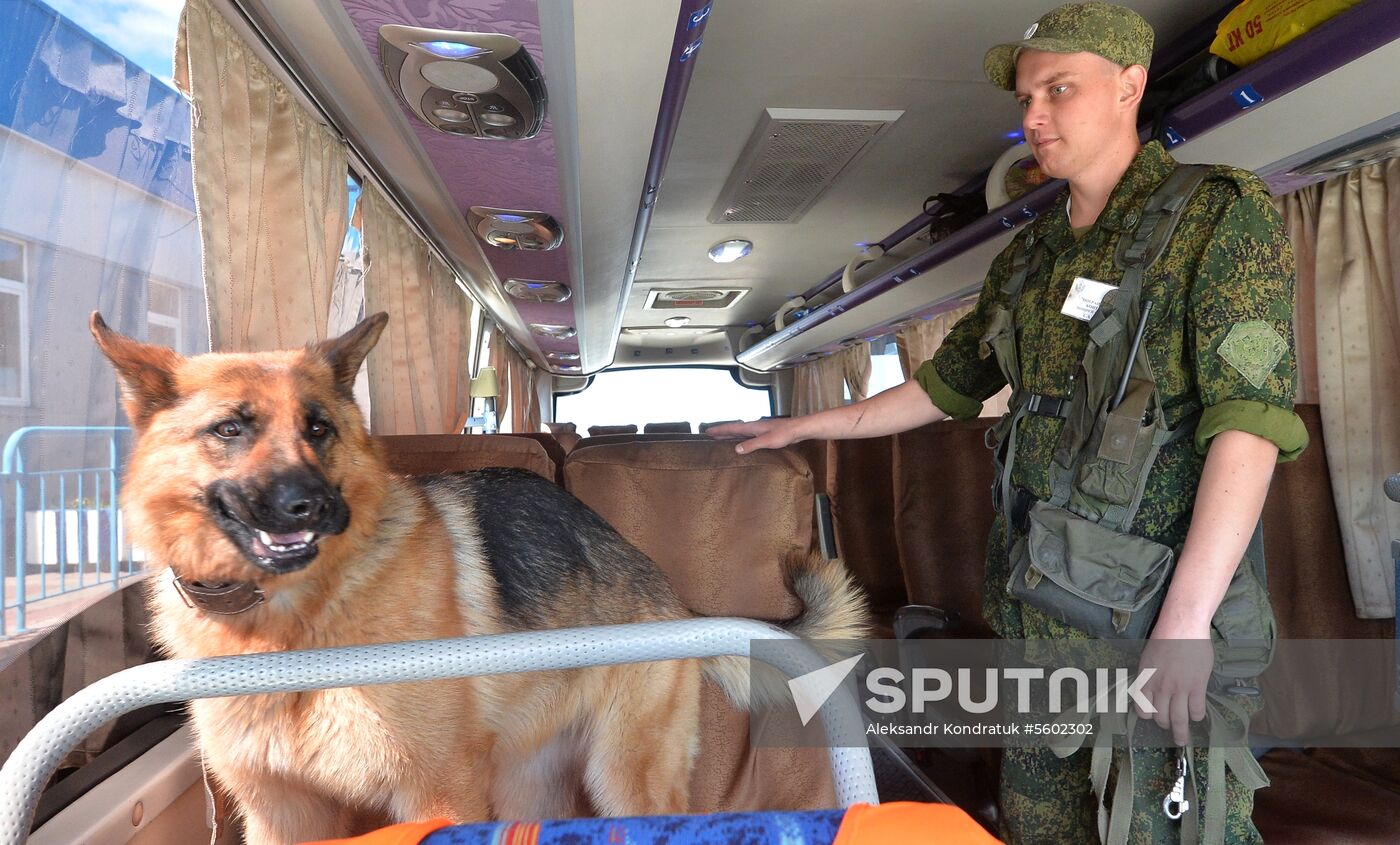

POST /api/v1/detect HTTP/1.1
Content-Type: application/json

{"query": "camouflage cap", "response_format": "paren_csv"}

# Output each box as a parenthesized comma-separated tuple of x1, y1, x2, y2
(984, 2, 1154, 91)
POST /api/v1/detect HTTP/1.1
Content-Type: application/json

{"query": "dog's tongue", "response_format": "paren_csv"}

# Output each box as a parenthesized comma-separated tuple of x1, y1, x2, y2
(266, 531, 306, 545)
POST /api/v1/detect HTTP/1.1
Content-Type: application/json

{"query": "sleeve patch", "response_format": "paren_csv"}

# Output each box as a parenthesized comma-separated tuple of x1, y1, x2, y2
(1217, 320, 1286, 389)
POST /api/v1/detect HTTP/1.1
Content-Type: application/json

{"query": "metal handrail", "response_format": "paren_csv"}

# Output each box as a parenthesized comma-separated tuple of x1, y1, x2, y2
(1, 426, 134, 634)
(0, 618, 878, 843)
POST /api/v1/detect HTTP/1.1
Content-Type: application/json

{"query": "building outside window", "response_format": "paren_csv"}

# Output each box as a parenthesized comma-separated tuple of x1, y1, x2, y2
(147, 279, 182, 351)
(0, 236, 28, 405)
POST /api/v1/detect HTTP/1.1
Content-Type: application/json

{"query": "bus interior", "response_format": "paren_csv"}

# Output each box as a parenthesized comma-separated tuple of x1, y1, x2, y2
(0, 0, 1398, 842)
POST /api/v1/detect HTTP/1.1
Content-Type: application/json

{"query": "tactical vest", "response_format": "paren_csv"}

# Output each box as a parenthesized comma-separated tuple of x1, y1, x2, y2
(981, 165, 1275, 844)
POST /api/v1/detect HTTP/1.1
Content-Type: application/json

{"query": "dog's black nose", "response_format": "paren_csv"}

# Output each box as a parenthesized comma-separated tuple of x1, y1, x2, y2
(269, 477, 333, 524)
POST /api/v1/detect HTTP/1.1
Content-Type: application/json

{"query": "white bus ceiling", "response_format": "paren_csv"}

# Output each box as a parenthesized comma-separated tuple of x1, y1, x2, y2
(220, 0, 1338, 379)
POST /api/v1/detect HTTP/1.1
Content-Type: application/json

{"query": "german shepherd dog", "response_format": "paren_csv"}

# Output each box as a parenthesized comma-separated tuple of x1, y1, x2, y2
(91, 312, 867, 843)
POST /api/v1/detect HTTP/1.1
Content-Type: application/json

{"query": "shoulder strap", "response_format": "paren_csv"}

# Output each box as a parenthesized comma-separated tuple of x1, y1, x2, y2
(999, 234, 1046, 310)
(1113, 164, 1211, 300)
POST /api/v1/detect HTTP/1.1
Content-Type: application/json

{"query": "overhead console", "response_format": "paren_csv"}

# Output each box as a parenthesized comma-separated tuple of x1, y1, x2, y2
(737, 0, 1400, 373)
(378, 26, 546, 140)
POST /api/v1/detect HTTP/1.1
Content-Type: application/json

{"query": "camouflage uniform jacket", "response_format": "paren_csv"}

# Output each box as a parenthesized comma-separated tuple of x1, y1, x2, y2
(913, 141, 1308, 639)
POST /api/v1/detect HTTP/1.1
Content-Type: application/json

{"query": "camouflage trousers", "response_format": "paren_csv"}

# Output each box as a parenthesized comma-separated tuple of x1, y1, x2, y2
(982, 517, 1266, 843)
(999, 743, 1264, 844)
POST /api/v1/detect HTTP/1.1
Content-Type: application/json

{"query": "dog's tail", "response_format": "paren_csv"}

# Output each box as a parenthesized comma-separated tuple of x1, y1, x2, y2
(701, 550, 869, 712)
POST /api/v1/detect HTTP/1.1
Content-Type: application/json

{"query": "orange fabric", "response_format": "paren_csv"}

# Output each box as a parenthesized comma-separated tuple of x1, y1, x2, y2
(833, 802, 1003, 845)
(302, 817, 451, 845)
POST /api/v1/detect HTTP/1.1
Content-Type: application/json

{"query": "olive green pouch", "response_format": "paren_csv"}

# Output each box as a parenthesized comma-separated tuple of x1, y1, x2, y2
(1008, 500, 1175, 639)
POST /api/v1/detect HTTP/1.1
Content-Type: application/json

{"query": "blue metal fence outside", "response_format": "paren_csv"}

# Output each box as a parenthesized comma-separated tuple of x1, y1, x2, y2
(1, 426, 138, 635)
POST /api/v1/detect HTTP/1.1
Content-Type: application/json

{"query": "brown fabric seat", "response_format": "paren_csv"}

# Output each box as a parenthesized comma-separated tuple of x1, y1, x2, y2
(1252, 404, 1400, 842)
(373, 434, 554, 481)
(643, 421, 692, 433)
(793, 439, 907, 633)
(544, 422, 582, 454)
(575, 432, 709, 450)
(562, 439, 835, 812)
(586, 424, 638, 437)
(891, 418, 1000, 639)
(498, 432, 567, 483)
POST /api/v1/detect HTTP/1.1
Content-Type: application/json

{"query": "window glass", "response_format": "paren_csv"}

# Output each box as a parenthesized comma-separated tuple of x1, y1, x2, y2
(1, 0, 202, 634)
(0, 285, 23, 399)
(0, 237, 23, 279)
(867, 334, 904, 396)
(555, 367, 772, 433)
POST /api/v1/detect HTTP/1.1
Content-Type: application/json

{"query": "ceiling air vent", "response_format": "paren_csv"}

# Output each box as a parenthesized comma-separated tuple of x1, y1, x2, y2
(645, 288, 749, 310)
(710, 108, 902, 224)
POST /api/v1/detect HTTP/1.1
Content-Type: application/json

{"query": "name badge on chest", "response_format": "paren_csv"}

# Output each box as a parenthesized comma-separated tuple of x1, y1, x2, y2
(1060, 277, 1117, 322)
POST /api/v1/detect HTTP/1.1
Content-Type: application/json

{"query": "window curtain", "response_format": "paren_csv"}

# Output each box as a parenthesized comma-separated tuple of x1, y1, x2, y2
(1276, 161, 1400, 618)
(840, 342, 872, 403)
(896, 303, 1010, 417)
(359, 184, 475, 435)
(490, 330, 539, 433)
(792, 343, 871, 415)
(174, 0, 346, 351)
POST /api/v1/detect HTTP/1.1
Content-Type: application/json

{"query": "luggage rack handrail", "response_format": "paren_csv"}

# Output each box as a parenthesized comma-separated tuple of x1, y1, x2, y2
(0, 618, 878, 844)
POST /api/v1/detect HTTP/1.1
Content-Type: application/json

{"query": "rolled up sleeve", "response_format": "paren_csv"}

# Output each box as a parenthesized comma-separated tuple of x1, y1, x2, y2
(913, 243, 1015, 420)
(1190, 188, 1307, 462)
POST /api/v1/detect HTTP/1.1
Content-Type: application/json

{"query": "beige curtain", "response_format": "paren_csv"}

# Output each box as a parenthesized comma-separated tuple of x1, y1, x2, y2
(490, 330, 539, 433)
(360, 185, 474, 435)
(896, 303, 1011, 417)
(175, 0, 347, 351)
(792, 355, 845, 416)
(840, 342, 872, 403)
(1279, 161, 1400, 618)
(792, 343, 871, 414)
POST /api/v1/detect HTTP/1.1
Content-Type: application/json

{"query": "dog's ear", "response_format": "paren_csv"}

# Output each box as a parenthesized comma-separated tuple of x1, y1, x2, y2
(90, 312, 183, 431)
(315, 312, 388, 393)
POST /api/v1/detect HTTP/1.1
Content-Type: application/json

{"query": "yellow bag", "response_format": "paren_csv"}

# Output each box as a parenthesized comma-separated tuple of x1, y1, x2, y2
(1209, 0, 1362, 67)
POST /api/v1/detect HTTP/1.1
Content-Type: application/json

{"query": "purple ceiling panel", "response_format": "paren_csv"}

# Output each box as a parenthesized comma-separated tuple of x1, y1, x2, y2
(340, 0, 578, 359)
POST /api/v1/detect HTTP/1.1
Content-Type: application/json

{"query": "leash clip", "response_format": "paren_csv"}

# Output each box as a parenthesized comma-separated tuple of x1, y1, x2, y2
(1162, 752, 1190, 820)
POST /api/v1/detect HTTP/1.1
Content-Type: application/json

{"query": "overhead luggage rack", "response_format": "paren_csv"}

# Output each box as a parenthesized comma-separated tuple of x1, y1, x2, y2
(738, 0, 1400, 372)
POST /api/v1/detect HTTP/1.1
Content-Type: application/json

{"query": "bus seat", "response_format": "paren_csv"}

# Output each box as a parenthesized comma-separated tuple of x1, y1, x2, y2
(643, 421, 692, 433)
(561, 439, 833, 812)
(499, 432, 568, 483)
(586, 424, 638, 436)
(1251, 403, 1400, 844)
(544, 422, 582, 453)
(891, 419, 1000, 640)
(373, 434, 556, 482)
(574, 432, 709, 450)
(793, 439, 908, 634)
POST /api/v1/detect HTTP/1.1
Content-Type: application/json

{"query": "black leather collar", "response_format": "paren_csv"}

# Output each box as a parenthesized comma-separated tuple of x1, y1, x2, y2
(172, 577, 265, 615)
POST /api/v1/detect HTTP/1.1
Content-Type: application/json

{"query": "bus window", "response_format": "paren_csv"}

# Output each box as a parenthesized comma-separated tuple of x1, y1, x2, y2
(556, 367, 772, 433)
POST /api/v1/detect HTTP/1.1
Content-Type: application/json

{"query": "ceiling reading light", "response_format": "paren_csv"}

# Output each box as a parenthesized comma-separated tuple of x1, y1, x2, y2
(415, 41, 491, 60)
(379, 26, 546, 139)
(546, 352, 580, 361)
(529, 324, 576, 339)
(707, 239, 753, 263)
(664, 316, 691, 328)
(505, 279, 571, 303)
(469, 207, 563, 251)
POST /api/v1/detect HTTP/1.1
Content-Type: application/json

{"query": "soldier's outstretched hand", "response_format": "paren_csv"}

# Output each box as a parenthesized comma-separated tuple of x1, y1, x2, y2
(706, 418, 800, 453)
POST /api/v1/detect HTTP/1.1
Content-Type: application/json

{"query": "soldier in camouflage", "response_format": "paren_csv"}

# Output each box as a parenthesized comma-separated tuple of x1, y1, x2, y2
(710, 3, 1306, 842)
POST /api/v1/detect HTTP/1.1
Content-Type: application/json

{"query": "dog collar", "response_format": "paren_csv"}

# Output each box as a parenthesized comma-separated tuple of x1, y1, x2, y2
(172, 577, 265, 615)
